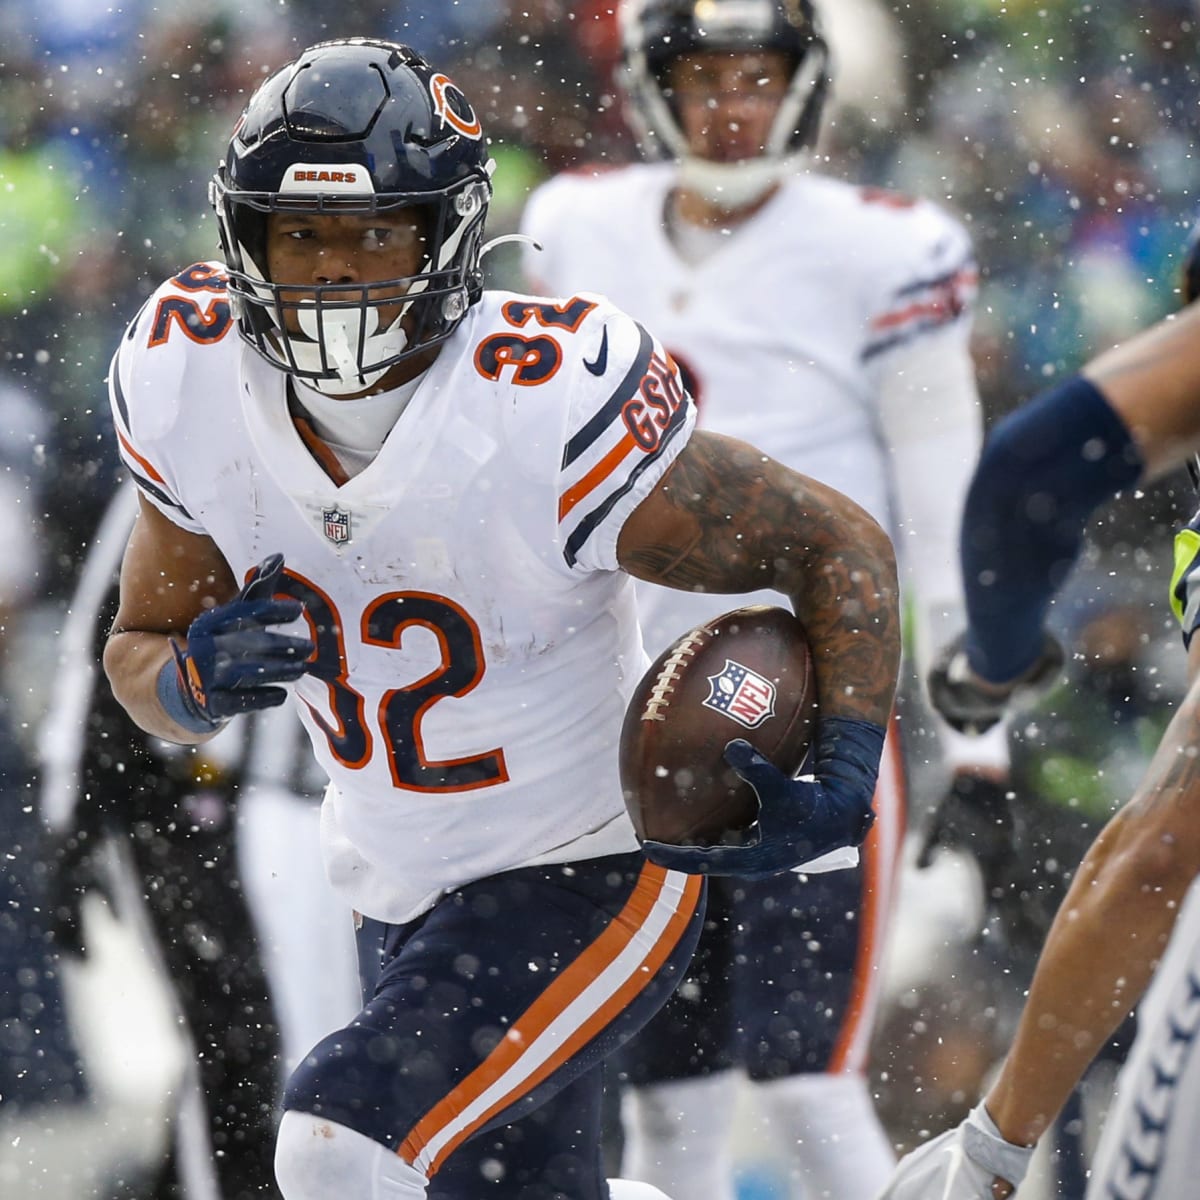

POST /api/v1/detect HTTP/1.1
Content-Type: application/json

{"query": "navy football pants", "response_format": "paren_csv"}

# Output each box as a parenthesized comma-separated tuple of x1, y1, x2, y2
(283, 853, 704, 1199)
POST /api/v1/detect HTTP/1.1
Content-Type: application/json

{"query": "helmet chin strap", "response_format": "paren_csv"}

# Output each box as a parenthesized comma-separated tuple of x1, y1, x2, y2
(677, 154, 799, 211)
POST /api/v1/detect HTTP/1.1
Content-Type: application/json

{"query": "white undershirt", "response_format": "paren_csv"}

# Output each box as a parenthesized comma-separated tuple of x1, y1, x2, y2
(293, 373, 425, 478)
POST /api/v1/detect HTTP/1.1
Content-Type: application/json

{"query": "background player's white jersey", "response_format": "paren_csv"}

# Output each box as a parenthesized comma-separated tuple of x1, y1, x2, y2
(522, 164, 991, 762)
(110, 268, 696, 922)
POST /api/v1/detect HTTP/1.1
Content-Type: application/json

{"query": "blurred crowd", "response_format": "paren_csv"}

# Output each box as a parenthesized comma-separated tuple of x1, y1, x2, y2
(3, 0, 1200, 1195)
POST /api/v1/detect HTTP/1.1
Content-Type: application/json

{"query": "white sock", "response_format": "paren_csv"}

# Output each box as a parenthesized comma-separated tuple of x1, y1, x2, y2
(274, 1111, 428, 1199)
(619, 1072, 738, 1200)
(758, 1073, 895, 1200)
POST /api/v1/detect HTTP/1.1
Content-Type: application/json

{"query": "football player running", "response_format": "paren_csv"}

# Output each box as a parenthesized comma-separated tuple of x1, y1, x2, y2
(101, 38, 901, 1200)
(876, 239, 1200, 1198)
(520, 3, 1004, 1197)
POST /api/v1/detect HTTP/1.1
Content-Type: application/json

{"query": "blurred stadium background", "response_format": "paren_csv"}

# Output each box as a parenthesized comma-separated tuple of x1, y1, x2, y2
(3, 1, 1200, 1197)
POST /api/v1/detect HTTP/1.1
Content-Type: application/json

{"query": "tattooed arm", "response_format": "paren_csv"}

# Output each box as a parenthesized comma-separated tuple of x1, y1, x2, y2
(618, 429, 901, 728)
(617, 430, 901, 877)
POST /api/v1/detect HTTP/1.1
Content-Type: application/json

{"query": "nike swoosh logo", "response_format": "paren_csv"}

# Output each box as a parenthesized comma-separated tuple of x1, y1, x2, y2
(583, 326, 609, 376)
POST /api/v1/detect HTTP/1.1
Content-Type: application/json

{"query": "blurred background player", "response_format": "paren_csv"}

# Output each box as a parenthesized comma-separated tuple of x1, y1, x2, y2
(877, 227, 1200, 1198)
(39, 480, 359, 1200)
(520, 2, 1007, 1197)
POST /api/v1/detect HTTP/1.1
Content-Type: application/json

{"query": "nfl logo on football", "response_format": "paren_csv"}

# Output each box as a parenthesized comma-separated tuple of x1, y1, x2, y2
(703, 659, 776, 729)
(323, 505, 351, 545)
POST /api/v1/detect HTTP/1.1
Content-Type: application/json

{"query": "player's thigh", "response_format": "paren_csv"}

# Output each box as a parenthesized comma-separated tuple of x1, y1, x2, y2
(617, 874, 738, 1086)
(284, 854, 703, 1174)
(1086, 877, 1200, 1200)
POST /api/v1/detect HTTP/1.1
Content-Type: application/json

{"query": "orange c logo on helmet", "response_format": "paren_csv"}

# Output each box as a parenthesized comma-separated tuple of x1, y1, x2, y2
(430, 73, 482, 139)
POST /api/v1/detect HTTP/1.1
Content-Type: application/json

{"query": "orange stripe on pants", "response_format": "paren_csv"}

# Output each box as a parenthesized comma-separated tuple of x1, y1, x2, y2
(399, 863, 704, 1176)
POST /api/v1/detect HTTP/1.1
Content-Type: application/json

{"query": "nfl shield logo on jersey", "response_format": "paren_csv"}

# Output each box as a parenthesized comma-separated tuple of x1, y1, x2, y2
(323, 505, 351, 544)
(703, 660, 776, 730)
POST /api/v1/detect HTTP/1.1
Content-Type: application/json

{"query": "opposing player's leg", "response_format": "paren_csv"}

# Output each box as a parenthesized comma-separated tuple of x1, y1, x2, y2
(276, 854, 703, 1200)
(1084, 875, 1200, 1200)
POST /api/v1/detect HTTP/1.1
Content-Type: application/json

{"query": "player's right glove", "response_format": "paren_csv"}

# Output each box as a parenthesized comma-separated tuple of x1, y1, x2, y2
(874, 1102, 1034, 1200)
(158, 553, 313, 734)
(641, 716, 881, 879)
(928, 631, 1064, 735)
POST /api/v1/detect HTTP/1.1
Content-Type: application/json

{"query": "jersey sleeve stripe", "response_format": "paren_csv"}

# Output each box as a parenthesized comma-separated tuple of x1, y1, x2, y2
(890, 261, 978, 302)
(125, 468, 195, 521)
(561, 401, 689, 568)
(870, 265, 978, 332)
(863, 264, 978, 361)
(116, 429, 167, 485)
(561, 323, 655, 469)
(108, 347, 132, 434)
(557, 429, 638, 522)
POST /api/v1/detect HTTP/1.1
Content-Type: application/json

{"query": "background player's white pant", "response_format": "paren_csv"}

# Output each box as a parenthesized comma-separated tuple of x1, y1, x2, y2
(758, 1072, 896, 1200)
(621, 1072, 740, 1200)
(1086, 875, 1200, 1200)
(621, 1070, 893, 1200)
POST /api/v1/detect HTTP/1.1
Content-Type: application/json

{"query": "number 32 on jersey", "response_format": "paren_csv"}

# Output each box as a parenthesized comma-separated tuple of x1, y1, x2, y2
(273, 567, 509, 795)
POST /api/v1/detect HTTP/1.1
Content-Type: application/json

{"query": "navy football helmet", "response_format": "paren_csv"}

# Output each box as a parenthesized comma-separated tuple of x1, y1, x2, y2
(210, 39, 493, 395)
(619, 0, 829, 206)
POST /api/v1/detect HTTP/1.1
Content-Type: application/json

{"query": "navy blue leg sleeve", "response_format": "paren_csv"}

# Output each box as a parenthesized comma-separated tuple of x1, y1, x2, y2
(961, 375, 1141, 682)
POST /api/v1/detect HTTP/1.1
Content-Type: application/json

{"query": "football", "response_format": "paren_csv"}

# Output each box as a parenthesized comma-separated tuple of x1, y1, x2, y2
(620, 605, 818, 847)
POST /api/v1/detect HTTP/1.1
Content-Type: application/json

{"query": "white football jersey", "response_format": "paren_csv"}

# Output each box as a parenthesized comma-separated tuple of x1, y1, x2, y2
(522, 163, 1001, 767)
(110, 266, 697, 922)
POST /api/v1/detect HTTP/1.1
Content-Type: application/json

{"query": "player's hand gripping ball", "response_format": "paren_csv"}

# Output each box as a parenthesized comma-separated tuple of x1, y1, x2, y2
(620, 605, 818, 847)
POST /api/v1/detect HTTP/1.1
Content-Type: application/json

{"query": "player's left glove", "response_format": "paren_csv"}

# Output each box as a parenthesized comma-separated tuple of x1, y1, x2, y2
(875, 1102, 1034, 1200)
(158, 553, 313, 734)
(641, 716, 881, 879)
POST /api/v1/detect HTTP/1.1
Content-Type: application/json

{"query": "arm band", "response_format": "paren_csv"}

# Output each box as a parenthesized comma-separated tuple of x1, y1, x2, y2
(156, 655, 222, 736)
(962, 375, 1141, 681)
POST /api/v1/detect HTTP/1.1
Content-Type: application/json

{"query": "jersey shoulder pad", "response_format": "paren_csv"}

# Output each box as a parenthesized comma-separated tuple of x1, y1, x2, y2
(112, 261, 236, 442)
(552, 298, 696, 571)
(840, 183, 975, 271)
(468, 290, 697, 571)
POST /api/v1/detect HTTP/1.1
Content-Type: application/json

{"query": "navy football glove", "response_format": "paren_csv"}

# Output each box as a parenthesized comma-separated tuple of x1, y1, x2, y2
(641, 716, 882, 879)
(159, 553, 313, 733)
